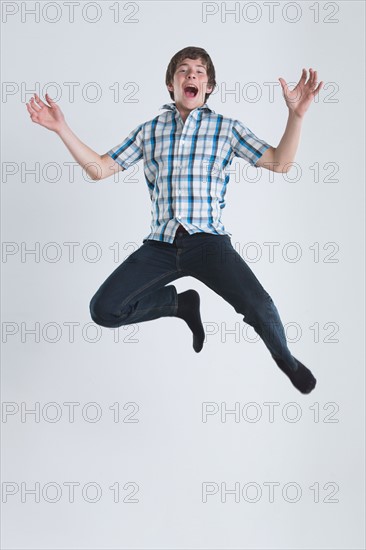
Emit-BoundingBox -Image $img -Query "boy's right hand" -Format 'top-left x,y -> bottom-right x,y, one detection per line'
26,93 -> 66,133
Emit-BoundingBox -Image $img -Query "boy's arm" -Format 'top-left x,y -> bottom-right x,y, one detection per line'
57,125 -> 125,180
257,68 -> 323,173
256,111 -> 303,173
26,93 -> 123,181
98,153 -> 125,180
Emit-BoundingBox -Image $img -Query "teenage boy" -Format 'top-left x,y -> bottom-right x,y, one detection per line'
26,46 -> 323,394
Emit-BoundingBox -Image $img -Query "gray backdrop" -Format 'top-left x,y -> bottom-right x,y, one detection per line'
1,1 -> 365,549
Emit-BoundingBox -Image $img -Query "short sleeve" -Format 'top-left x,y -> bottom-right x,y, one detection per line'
106,123 -> 144,169
231,119 -> 272,166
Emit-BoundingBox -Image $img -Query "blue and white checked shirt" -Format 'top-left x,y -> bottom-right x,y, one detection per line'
107,102 -> 272,244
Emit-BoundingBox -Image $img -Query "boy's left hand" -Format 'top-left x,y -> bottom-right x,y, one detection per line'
278,68 -> 323,118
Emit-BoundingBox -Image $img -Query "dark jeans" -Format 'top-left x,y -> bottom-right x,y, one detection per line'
89,228 -> 297,370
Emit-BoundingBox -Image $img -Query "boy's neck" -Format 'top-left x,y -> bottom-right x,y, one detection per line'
174,100 -> 205,123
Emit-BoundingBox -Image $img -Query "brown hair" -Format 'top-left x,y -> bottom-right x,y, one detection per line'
165,46 -> 217,103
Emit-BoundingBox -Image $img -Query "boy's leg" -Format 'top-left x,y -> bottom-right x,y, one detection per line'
89,236 -> 205,352
89,240 -> 183,329
181,234 -> 316,393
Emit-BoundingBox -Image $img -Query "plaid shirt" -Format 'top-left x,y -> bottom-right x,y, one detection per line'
107,102 -> 271,244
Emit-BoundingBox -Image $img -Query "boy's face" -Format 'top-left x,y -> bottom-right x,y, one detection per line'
167,57 -> 213,111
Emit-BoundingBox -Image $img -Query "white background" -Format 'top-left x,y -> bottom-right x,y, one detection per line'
1,1 -> 365,549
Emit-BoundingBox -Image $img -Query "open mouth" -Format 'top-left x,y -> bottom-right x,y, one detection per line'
183,85 -> 198,98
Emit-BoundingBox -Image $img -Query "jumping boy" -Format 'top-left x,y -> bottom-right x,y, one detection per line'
26,46 -> 323,394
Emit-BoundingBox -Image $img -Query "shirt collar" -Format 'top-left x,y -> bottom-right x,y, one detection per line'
159,101 -> 215,114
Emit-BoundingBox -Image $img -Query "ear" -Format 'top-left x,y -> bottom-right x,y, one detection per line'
167,82 -> 174,92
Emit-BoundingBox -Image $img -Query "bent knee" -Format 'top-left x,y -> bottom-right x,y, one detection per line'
89,295 -> 111,327
89,294 -> 130,328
